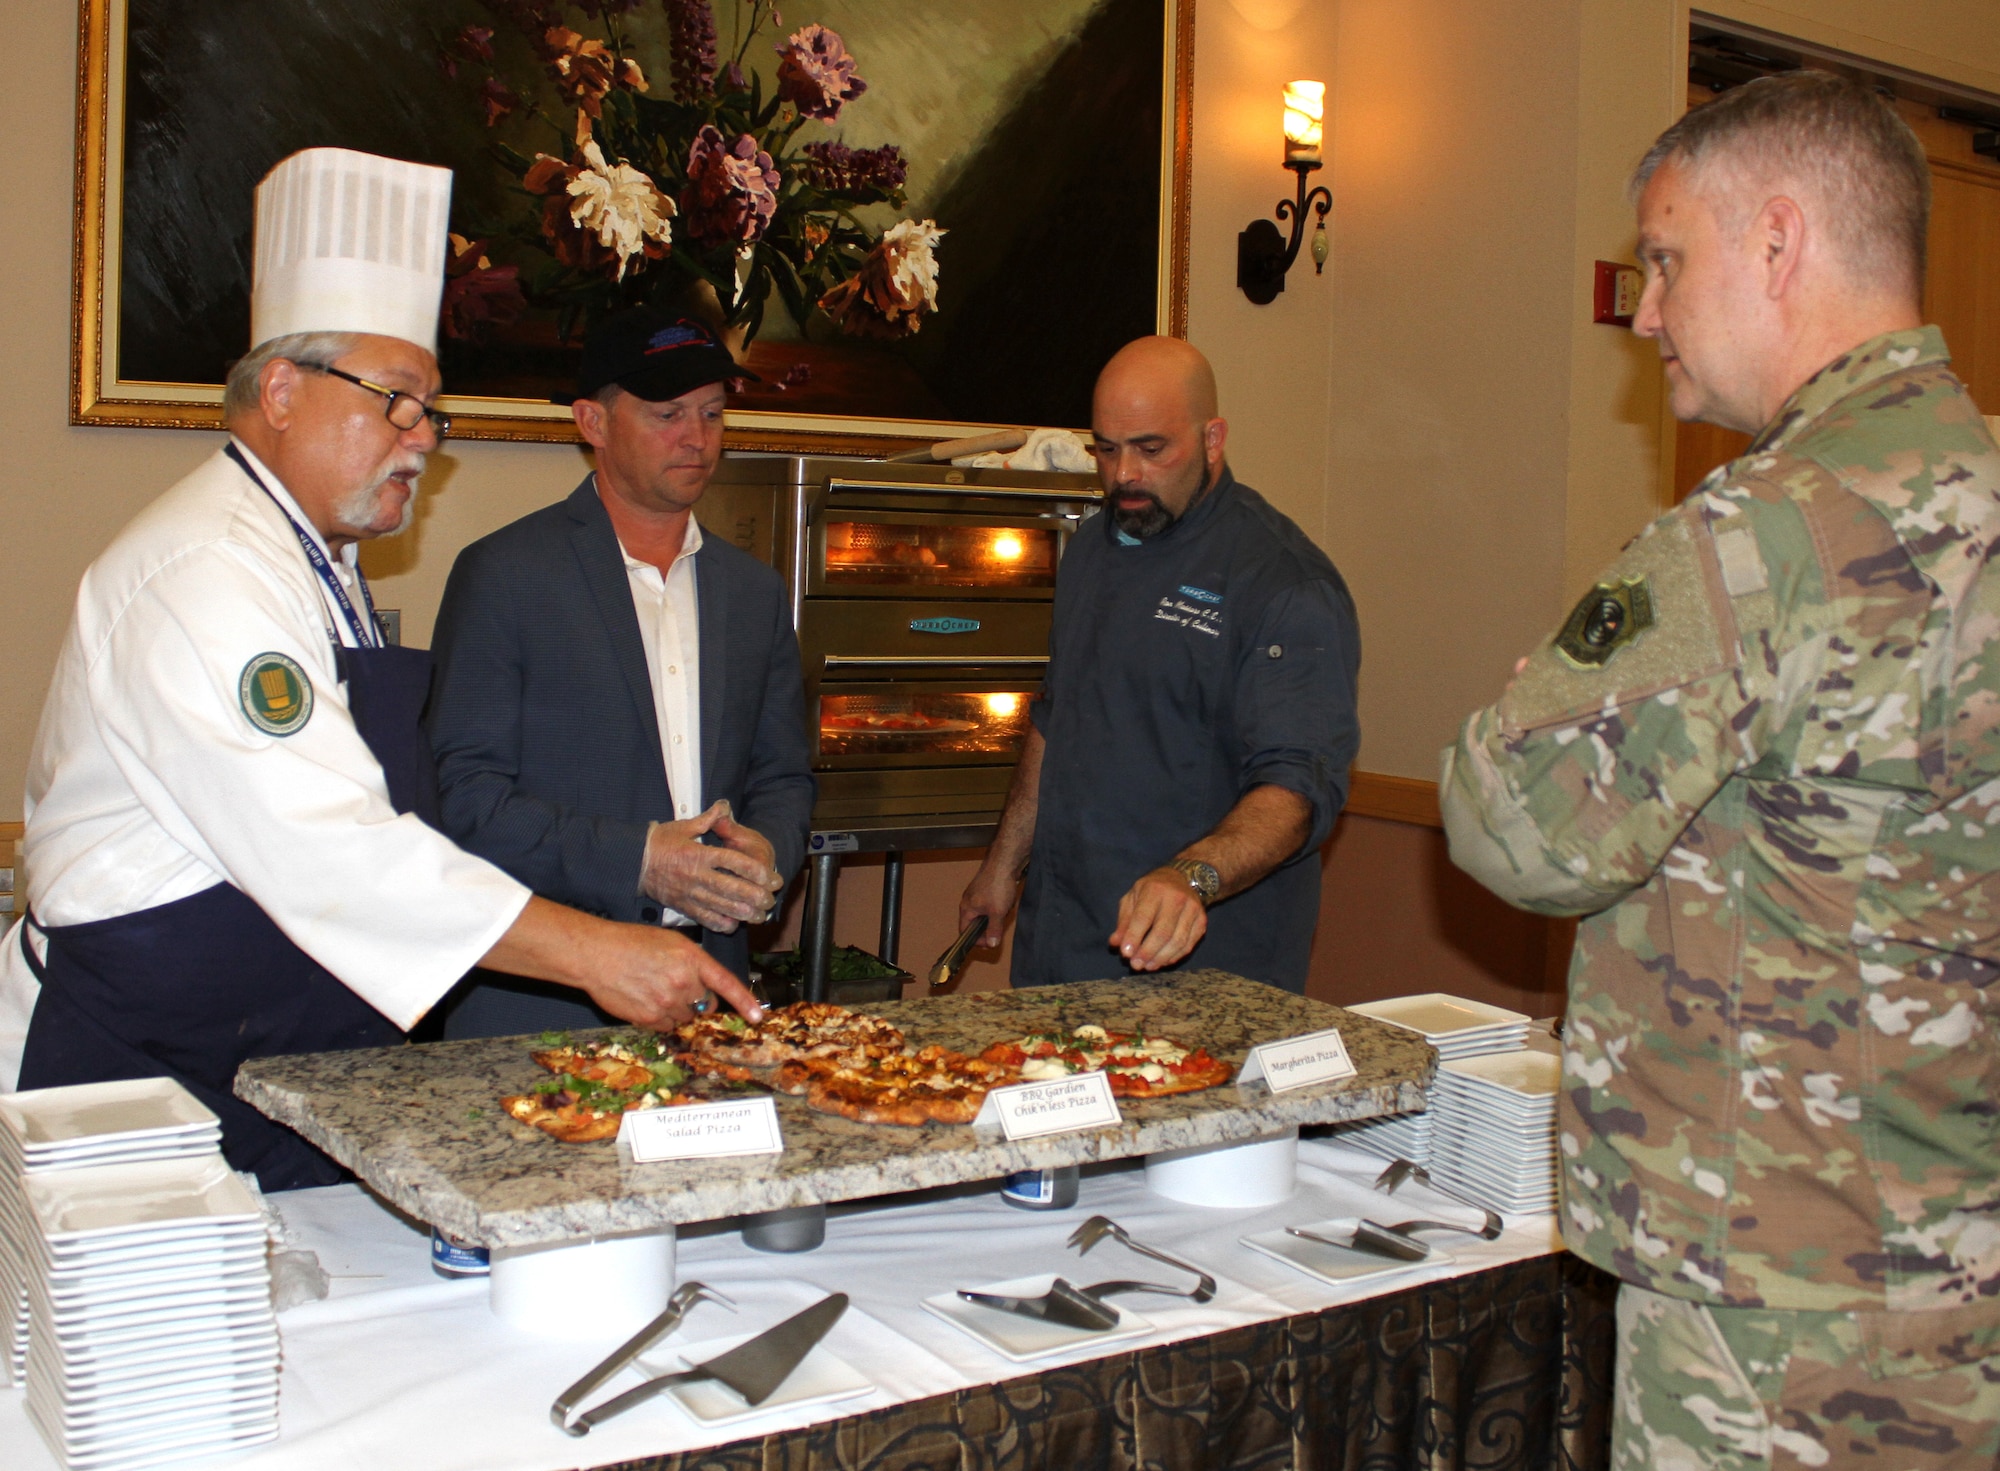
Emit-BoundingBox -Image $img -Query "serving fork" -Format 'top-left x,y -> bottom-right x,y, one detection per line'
551,1280 -> 735,1431
1068,1215 -> 1217,1302
1285,1158 -> 1503,1261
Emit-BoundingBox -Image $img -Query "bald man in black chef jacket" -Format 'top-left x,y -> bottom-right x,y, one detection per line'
959,338 -> 1361,991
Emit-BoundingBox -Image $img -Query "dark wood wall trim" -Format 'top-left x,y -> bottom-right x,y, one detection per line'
1345,771 -> 1442,829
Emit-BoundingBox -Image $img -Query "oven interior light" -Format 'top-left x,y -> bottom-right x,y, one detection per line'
990,532 -> 1025,562
984,692 -> 1021,718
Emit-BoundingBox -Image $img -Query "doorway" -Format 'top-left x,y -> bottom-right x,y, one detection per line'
1668,25 -> 2000,502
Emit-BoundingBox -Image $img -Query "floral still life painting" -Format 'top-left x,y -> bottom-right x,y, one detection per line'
89,0 -> 1186,441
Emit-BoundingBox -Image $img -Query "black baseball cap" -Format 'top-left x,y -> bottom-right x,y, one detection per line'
571,308 -> 760,403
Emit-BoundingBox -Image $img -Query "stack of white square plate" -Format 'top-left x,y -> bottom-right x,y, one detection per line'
1336,994 -> 1535,1168
15,1154 -> 277,1469
1346,993 -> 1532,1059
0,1079 -> 222,1388
1425,1050 -> 1559,1215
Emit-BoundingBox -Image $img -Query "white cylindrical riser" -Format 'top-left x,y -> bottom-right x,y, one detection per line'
488,1228 -> 676,1335
1145,1128 -> 1299,1208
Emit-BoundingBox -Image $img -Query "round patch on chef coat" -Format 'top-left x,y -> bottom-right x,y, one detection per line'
239,653 -> 313,736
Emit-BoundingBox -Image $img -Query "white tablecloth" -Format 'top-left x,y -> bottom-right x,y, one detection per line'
0,1139 -> 1561,1471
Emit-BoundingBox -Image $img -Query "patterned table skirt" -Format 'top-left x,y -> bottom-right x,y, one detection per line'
591,1252 -> 1618,1471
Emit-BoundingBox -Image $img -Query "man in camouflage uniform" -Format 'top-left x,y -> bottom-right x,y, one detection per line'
1443,73 -> 2000,1468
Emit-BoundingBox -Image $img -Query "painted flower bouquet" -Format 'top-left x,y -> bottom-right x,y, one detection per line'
441,0 -> 944,356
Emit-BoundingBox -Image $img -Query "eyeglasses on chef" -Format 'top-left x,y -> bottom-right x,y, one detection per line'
297,362 -> 452,439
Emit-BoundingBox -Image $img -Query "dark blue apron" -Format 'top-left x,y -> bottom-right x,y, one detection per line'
18,447 -> 439,1190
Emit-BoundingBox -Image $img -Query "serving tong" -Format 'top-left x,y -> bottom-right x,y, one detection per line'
551,1280 -> 735,1432
957,1214 -> 1217,1331
1286,1158 -> 1504,1262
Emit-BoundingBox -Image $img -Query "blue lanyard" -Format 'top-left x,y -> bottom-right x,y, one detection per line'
226,443 -> 384,649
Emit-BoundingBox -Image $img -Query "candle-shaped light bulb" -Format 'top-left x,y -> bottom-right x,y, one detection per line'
1282,80 -> 1324,166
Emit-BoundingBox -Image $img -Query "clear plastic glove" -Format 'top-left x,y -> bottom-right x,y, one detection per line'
641,800 -> 783,933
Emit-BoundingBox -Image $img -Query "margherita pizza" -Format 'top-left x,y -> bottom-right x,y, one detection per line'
980,1024 -> 1233,1098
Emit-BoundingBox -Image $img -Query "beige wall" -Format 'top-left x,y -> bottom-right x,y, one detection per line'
2,0 -> 1990,1002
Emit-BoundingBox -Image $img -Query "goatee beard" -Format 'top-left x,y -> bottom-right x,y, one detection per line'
336,470 -> 419,538
1110,462 -> 1212,540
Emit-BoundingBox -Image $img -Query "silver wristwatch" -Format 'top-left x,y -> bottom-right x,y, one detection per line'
1169,858 -> 1221,906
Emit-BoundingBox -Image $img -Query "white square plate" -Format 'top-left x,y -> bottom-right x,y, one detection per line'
5,1137 -> 221,1176
30,1234 -> 269,1277
36,1282 -> 273,1329
40,1356 -> 277,1403
0,1079 -> 216,1148
44,1259 -> 269,1303
1240,1223 -> 1454,1286
923,1276 -> 1156,1362
29,1371 -> 277,1435
1441,1050 -> 1561,1098
636,1335 -> 874,1426
24,1155 -> 262,1243
49,1338 -> 279,1389
38,1304 -> 276,1353
1349,994 -> 1530,1038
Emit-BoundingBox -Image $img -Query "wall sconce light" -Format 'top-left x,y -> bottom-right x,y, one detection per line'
1237,80 -> 1331,305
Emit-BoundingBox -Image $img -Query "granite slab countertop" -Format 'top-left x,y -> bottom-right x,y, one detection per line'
236,971 -> 1434,1246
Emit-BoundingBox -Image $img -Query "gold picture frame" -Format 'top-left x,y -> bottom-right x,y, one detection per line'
71,0 -> 1195,453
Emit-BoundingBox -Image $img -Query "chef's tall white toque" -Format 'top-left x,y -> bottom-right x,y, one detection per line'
250,147 -> 454,352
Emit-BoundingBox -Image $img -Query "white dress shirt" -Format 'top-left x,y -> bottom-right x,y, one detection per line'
617,504 -> 703,928
0,443 -> 530,1088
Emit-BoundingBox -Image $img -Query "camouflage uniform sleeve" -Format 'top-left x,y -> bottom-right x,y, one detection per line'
1441,495 -> 1779,916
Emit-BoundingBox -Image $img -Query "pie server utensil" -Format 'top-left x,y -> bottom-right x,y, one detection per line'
957,1278 -> 1120,1332
1287,1222 -> 1433,1262
561,1292 -> 848,1436
551,1280 -> 734,1432
928,915 -> 988,990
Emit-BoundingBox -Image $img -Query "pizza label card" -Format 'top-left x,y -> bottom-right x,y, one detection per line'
621,1097 -> 785,1162
1237,1029 -> 1358,1093
975,1071 -> 1123,1140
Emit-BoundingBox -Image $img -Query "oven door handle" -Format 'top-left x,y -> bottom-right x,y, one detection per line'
821,655 -> 1049,669
827,479 -> 1101,505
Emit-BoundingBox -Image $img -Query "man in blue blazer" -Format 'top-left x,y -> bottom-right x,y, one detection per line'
426,311 -> 814,1037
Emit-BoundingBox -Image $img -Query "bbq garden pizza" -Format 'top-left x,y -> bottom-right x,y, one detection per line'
679,1003 -> 1019,1127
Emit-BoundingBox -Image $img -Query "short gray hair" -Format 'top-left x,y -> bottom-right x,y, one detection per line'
222,331 -> 361,418
1632,71 -> 1930,298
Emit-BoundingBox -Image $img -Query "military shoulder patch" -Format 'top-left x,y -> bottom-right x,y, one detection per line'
239,652 -> 313,736
1555,577 -> 1654,667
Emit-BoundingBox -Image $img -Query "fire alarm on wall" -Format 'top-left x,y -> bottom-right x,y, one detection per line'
1593,261 -> 1643,326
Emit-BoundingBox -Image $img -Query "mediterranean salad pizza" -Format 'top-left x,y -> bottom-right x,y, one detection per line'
500,1033 -> 698,1142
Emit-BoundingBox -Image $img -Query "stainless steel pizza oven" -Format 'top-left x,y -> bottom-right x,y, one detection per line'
698,456 -> 1102,847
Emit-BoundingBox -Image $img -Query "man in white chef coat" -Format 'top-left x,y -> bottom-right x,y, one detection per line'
0,149 -> 759,1189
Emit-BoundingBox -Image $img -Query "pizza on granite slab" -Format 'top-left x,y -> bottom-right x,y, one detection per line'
979,1023 -> 1233,1098
500,1032 -> 697,1142
681,1003 -> 1019,1127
